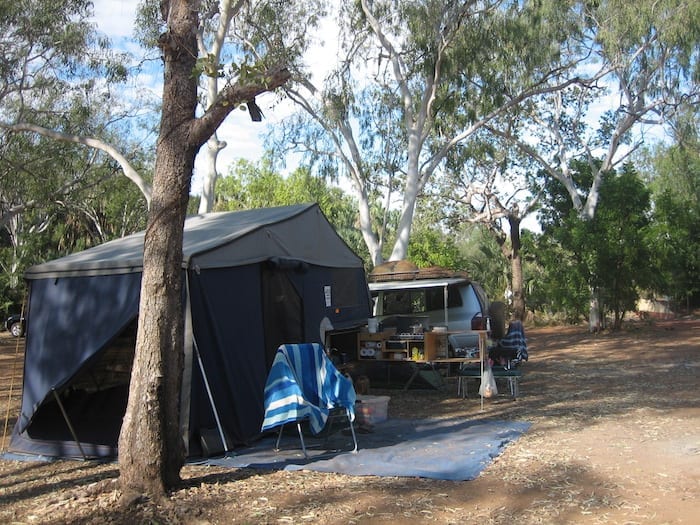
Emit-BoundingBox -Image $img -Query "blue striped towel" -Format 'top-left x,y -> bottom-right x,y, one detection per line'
261,343 -> 356,435
499,320 -> 528,362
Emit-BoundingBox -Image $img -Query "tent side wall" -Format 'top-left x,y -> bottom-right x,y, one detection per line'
9,272 -> 141,458
186,264 -> 268,451
186,261 -> 371,455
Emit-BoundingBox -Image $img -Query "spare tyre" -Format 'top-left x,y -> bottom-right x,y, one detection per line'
488,301 -> 506,339
9,320 -> 24,337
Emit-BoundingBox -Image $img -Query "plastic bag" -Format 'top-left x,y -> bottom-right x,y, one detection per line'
479,366 -> 498,398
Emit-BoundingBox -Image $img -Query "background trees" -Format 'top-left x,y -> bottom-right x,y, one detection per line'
643,113 -> 700,311
1,0 -> 698,323
209,157 -> 370,264
0,0 -> 148,318
531,161 -> 655,328
272,0 -> 586,265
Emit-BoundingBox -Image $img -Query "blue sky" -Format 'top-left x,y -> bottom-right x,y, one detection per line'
91,0 -> 304,193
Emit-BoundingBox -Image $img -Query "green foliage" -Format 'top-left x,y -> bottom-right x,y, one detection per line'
0,0 -> 144,313
590,164 -> 654,325
134,0 -> 165,48
1,101 -> 152,313
522,230 -> 590,323
193,54 -> 225,79
0,135 -> 150,312
453,224 -> 511,304
214,158 -> 370,266
533,161 -> 655,327
592,0 -> 700,76
644,119 -> 700,309
407,225 -> 468,271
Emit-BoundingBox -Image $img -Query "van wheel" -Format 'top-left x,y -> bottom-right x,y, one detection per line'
488,301 -> 506,339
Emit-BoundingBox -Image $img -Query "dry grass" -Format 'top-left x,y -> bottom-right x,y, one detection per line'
1,319 -> 698,524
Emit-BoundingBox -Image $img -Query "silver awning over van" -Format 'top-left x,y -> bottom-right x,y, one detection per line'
368,277 -> 468,292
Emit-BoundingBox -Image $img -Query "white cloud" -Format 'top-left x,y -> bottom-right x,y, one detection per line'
92,0 -> 140,39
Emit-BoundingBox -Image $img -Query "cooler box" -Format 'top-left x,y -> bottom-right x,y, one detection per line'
355,395 -> 390,425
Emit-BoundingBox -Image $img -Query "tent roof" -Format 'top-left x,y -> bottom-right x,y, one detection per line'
25,203 -> 362,279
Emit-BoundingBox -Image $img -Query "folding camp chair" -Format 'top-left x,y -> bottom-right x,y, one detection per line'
261,343 -> 358,458
456,321 -> 528,400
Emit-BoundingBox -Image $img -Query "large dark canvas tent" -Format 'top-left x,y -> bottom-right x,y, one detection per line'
9,203 -> 371,459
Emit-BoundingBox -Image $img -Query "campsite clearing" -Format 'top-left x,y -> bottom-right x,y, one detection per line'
1,318 -> 699,524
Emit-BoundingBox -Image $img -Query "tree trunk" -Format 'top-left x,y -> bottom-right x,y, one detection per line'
589,287 -> 601,332
118,0 -> 200,501
508,216 -> 525,321
117,1 -> 290,501
389,154 -> 421,262
197,133 -> 225,213
356,184 -> 383,265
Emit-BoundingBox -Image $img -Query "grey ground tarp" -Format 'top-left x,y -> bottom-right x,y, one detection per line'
200,417 -> 531,481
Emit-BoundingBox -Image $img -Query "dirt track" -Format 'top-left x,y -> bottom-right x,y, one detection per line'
1,319 -> 699,524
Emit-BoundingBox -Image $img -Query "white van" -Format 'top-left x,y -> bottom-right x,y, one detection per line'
367,262 -> 506,343
369,277 -> 490,332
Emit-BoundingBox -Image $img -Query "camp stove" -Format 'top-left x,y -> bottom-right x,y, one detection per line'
392,333 -> 425,341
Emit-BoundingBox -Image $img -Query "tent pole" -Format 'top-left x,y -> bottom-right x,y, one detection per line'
181,272 -> 195,456
51,389 -> 87,460
193,338 -> 230,453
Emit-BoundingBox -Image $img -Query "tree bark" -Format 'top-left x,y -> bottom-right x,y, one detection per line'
118,0 -> 200,500
117,0 -> 290,502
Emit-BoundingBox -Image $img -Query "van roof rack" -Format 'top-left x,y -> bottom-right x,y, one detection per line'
368,260 -> 470,283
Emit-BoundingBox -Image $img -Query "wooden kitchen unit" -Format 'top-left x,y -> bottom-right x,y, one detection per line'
357,329 -> 449,362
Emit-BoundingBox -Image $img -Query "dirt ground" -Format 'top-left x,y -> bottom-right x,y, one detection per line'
1,318 -> 699,524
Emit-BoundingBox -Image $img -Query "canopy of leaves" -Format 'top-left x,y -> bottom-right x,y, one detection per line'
212,158 -> 370,265
645,117 -> 700,307
533,160 -> 654,326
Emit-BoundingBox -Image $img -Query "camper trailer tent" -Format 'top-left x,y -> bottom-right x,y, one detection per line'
10,204 -> 371,459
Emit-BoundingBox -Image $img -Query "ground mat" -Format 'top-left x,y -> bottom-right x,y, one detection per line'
200,417 -> 531,481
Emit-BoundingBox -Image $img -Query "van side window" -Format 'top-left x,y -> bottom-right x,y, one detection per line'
425,288 -> 443,311
447,285 -> 464,308
379,284 -> 466,316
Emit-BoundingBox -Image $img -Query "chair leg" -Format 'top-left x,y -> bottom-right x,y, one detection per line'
296,422 -> 309,458
346,408 -> 358,453
274,412 -> 357,458
275,425 -> 285,451
274,423 -> 309,458
511,377 -> 519,399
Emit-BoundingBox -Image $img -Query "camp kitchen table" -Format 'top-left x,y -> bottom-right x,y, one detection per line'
402,330 -> 488,410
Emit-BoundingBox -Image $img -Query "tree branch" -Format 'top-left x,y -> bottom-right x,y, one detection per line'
189,63 -> 291,147
0,121 -> 153,207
